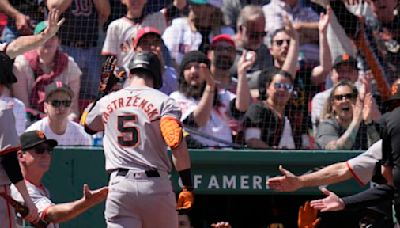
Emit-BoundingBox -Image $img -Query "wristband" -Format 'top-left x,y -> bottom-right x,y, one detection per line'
178,169 -> 193,190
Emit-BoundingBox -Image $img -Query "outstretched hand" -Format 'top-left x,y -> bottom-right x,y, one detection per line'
298,201 -> 320,228
82,184 -> 108,205
310,187 -> 345,212
267,165 -> 302,192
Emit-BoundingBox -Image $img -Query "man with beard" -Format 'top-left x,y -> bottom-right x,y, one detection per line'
231,5 -> 273,89
133,26 -> 177,95
207,34 -> 239,92
170,50 -> 253,148
162,0 -> 234,65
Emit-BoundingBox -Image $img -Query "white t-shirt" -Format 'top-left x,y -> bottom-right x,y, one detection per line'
11,181 -> 58,228
0,96 -> 26,136
170,89 -> 235,147
163,17 -> 234,64
26,117 -> 92,146
101,12 -> 167,69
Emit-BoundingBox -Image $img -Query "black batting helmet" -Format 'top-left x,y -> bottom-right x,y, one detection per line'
128,51 -> 162,89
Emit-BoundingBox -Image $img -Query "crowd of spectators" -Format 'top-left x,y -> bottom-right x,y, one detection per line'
0,0 -> 399,150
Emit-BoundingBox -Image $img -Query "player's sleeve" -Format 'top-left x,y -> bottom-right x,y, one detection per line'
346,140 -> 382,185
101,22 -> 119,56
160,97 -> 184,149
10,184 -> 54,219
342,184 -> 394,210
83,100 -> 104,134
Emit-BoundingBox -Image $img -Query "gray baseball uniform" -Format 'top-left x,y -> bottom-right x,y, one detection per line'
10,181 -> 57,228
86,86 -> 182,228
346,139 -> 382,185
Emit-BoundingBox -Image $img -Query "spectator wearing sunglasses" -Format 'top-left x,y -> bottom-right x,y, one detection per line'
266,11 -> 333,149
316,80 -> 381,150
230,5 -> 273,89
11,21 -> 82,123
11,130 -> 108,227
243,69 -> 296,149
263,0 -> 320,64
26,82 -> 92,146
311,53 -> 359,134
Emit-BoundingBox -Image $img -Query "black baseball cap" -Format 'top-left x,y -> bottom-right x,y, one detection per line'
45,81 -> 74,100
20,131 -> 58,150
128,51 -> 161,79
333,53 -> 357,69
384,83 -> 400,105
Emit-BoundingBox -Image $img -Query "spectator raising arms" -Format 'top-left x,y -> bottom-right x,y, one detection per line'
317,80 -> 381,150
12,21 -> 81,122
230,6 -> 273,89
101,0 -> 169,71
170,50 -> 253,148
47,0 -> 110,107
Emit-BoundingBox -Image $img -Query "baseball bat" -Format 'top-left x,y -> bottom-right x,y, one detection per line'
355,22 -> 391,101
0,145 -> 21,156
0,193 -> 49,228
184,127 -> 245,149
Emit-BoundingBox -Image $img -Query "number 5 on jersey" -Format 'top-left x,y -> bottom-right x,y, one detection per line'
118,115 -> 140,147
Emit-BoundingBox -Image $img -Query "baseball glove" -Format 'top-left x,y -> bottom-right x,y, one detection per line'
176,187 -> 194,214
99,55 -> 127,97
298,201 -> 320,228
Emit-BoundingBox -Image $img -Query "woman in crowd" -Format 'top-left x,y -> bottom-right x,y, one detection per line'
316,80 -> 381,150
243,69 -> 296,149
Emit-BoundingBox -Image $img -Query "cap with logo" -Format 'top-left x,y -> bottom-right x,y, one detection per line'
333,53 -> 357,69
384,83 -> 400,106
20,131 -> 58,150
45,81 -> 74,100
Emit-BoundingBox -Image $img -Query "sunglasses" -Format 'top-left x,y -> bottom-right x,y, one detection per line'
274,82 -> 293,92
333,93 -> 357,101
32,144 -> 53,155
50,100 -> 72,108
274,39 -> 291,46
249,31 -> 267,40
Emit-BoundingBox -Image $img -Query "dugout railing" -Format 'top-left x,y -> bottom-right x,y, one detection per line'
41,148 -> 367,227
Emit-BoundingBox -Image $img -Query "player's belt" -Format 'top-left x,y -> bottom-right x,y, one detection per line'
116,168 -> 160,178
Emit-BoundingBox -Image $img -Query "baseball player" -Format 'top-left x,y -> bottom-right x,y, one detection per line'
0,9 -> 64,227
267,139 -> 396,227
11,131 -> 108,228
83,51 -> 193,228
